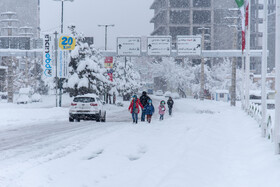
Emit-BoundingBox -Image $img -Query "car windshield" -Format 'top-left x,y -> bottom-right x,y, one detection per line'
73,97 -> 95,103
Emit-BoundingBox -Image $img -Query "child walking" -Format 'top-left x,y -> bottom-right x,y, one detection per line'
128,95 -> 143,124
158,100 -> 166,121
144,99 -> 154,123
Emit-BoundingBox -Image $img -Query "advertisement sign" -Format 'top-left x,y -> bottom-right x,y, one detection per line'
58,49 -> 70,78
117,37 -> 141,56
59,36 -> 76,50
43,34 -> 54,78
147,36 -> 171,56
177,36 -> 202,56
104,57 -> 113,81
104,56 -> 113,69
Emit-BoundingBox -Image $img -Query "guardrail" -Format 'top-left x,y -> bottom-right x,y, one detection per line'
248,102 -> 274,141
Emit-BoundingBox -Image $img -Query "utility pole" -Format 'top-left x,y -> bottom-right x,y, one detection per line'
54,31 -> 58,107
261,0 -> 268,137
198,27 -> 209,101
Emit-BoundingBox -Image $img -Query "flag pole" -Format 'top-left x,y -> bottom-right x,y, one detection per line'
245,0 -> 250,111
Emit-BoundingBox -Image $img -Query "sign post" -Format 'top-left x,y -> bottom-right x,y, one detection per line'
177,36 -> 202,56
147,36 -> 171,56
56,35 -> 76,107
117,37 -> 141,56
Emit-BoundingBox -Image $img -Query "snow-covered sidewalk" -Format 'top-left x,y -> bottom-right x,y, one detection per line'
1,99 -> 280,187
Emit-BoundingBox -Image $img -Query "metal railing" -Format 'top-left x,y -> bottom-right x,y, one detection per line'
248,102 -> 274,141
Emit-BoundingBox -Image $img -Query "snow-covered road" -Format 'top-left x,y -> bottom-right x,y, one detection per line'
0,98 -> 280,187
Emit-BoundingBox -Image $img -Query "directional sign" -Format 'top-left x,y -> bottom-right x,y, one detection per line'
147,36 -> 171,56
177,36 -> 202,56
59,36 -> 76,50
117,37 -> 141,56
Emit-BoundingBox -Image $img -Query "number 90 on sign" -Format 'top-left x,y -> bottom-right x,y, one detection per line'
59,36 -> 76,50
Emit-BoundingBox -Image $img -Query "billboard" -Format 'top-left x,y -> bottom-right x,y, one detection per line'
43,34 -> 54,78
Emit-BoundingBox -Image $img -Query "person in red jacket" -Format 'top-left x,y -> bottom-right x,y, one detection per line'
128,95 -> 143,124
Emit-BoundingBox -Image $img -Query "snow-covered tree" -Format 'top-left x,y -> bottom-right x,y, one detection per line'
113,57 -> 140,98
67,25 -> 111,97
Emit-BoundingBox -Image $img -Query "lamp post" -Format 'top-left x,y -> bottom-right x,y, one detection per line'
98,24 -> 115,50
53,0 -> 73,107
225,12 -> 239,107
198,27 -> 210,101
53,0 -> 74,34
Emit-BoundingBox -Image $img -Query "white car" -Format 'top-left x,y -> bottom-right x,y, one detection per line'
155,90 -> 164,96
164,91 -> 171,98
17,94 -> 31,104
171,92 -> 180,99
31,93 -> 42,102
69,94 -> 106,122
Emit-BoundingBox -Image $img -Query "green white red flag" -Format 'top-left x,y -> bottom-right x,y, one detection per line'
235,0 -> 246,52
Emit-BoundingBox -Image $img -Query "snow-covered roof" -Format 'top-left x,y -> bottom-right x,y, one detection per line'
19,88 -> 32,94
75,94 -> 98,98
250,90 -> 261,96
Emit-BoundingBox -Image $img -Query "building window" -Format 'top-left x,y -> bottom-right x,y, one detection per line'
220,93 -> 224,98
193,10 -> 211,24
170,10 -> 190,24
170,26 -> 190,39
170,0 -> 190,8
193,0 -> 211,8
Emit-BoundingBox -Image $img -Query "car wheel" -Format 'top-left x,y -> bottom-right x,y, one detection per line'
76,118 -> 80,122
69,117 -> 74,122
101,112 -> 106,122
96,111 -> 101,122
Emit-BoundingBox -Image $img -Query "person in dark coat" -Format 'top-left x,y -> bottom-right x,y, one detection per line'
144,99 -> 154,123
140,91 -> 151,121
128,95 -> 143,124
167,97 -> 174,116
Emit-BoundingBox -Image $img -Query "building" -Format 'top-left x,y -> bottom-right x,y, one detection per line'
150,0 -> 238,52
0,0 -> 40,38
267,0 -> 276,72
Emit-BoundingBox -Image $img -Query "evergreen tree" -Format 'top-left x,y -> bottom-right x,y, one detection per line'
67,25 -> 111,97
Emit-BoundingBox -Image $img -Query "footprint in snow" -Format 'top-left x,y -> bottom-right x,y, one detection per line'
87,149 -> 104,160
127,145 -> 147,161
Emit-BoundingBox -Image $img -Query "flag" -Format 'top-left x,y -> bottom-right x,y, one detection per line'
245,0 -> 249,27
235,0 -> 246,52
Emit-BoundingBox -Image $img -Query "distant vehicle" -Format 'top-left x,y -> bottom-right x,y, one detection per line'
0,92 -> 7,100
171,92 -> 180,99
69,94 -> 106,122
155,90 -> 164,96
31,93 -> 42,102
147,89 -> 153,95
164,91 -> 171,98
17,88 -> 33,104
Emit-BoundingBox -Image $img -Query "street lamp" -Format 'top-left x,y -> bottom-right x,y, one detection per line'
98,24 -> 115,50
53,0 -> 74,34
198,27 -> 210,101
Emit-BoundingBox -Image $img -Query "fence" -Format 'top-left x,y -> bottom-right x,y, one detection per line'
248,102 -> 274,141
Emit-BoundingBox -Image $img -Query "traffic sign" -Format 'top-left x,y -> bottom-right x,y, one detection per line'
117,37 -> 141,56
59,36 -> 76,50
147,36 -> 171,56
177,36 -> 202,56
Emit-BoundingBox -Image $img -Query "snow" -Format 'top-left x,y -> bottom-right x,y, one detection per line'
0,97 -> 280,187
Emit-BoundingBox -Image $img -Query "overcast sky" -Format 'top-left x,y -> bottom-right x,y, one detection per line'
41,0 -> 154,50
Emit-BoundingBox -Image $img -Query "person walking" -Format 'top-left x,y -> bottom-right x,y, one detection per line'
144,99 -> 154,123
140,91 -> 151,122
158,100 -> 166,121
167,97 -> 174,116
128,95 -> 143,124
